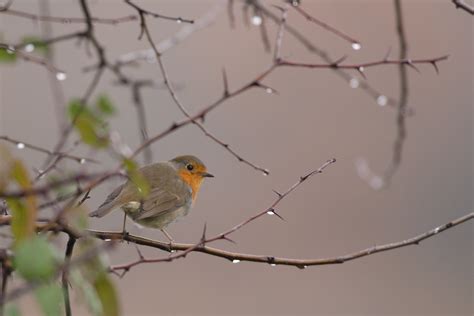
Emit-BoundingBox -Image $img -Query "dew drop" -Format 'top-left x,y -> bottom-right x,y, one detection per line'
16,142 -> 25,149
262,169 -> 269,176
176,17 -> 183,24
433,227 -> 440,234
170,249 -> 176,253
79,158 -> 86,164
291,0 -> 300,6
24,43 -> 35,53
56,72 -> 67,81
358,66 -> 365,72
232,259 -> 240,264
349,78 -> 359,89
270,263 -> 276,266
104,239 -> 112,242
351,42 -> 361,51
376,95 -> 388,106
267,210 -> 275,215
251,15 -> 262,26
265,87 -> 273,94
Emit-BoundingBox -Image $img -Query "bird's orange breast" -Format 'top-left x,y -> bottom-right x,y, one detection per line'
178,170 -> 204,201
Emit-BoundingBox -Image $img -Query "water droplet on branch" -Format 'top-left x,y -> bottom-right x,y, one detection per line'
376,95 -> 388,106
351,42 -> 361,51
56,72 -> 67,81
251,16 -> 262,26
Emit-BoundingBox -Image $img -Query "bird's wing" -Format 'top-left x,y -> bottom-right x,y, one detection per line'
134,181 -> 191,221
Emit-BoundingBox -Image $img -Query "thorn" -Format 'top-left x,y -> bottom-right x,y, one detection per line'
331,55 -> 347,67
201,222 -> 207,242
222,68 -> 229,96
272,189 -> 282,197
221,235 -> 236,244
134,244 -> 145,260
356,67 -> 367,80
430,61 -> 439,74
405,60 -> 420,73
383,46 -> 392,61
271,209 -> 285,221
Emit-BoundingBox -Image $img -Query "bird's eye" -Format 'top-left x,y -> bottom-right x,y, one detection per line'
186,164 -> 194,171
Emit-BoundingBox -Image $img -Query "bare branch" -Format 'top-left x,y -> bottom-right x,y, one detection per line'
89,211 -> 474,269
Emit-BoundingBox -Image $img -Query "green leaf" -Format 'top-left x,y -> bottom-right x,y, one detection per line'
35,283 -> 64,316
21,36 -> 49,55
96,95 -> 116,116
123,158 -> 150,197
70,270 -> 102,316
67,100 -> 109,148
0,47 -> 17,63
8,160 -> 37,242
4,304 -> 21,316
74,238 -> 120,316
14,237 -> 61,282
93,273 -> 120,316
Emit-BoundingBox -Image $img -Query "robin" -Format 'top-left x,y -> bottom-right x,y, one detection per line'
89,155 -> 213,241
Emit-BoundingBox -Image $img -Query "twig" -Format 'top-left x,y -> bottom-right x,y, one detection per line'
131,81 -> 153,164
273,4 -> 289,62
0,136 -> 97,164
291,3 -> 361,46
0,172 -> 122,199
383,0 -> 409,185
451,0 -> 474,14
0,43 -> 64,75
2,9 -> 138,24
116,3 -> 223,66
62,235 -> 76,316
124,0 -> 193,25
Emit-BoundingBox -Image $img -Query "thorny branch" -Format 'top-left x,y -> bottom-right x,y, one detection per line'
0,136 -> 97,164
95,211 -> 474,270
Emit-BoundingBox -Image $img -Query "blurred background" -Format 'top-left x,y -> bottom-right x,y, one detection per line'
0,0 -> 472,315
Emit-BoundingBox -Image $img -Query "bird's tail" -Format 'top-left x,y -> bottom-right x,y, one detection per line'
89,184 -> 124,218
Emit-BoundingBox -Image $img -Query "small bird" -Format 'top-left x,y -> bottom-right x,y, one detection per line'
89,155 -> 213,241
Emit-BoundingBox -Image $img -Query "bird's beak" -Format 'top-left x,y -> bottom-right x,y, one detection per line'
200,172 -> 214,178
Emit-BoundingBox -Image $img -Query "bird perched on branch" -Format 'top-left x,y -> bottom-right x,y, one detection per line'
89,155 -> 213,241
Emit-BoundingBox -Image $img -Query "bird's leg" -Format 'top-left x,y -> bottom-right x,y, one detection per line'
161,229 -> 174,251
121,212 -> 129,242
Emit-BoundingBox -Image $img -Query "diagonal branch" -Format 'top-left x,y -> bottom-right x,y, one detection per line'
129,4 -> 270,175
